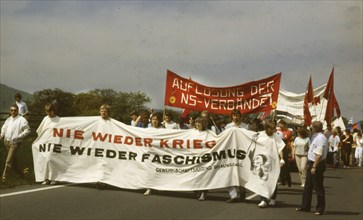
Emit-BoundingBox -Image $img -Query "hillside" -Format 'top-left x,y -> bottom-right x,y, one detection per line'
0,83 -> 33,112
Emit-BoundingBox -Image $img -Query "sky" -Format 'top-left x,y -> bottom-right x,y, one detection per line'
1,1 -> 362,122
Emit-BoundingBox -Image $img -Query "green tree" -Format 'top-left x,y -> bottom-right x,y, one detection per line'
115,91 -> 152,123
29,89 -> 75,116
29,88 -> 151,124
73,89 -> 151,124
73,92 -> 103,116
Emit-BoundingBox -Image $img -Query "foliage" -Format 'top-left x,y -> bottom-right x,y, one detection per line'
29,89 -> 75,117
0,83 -> 32,112
28,88 -> 151,124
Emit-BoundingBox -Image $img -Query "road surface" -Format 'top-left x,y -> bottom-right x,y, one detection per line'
1,167 -> 362,220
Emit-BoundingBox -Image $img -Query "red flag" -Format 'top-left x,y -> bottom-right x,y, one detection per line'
323,67 -> 334,99
325,95 -> 334,125
324,67 -> 341,124
306,76 -> 314,103
303,94 -> 312,126
303,77 -> 313,126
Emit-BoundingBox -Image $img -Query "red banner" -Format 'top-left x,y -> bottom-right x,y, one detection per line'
164,70 -> 281,115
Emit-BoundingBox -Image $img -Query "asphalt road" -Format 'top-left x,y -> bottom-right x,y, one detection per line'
1,167 -> 362,220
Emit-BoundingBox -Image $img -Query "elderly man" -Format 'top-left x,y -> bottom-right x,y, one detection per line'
296,121 -> 328,215
0,104 -> 31,181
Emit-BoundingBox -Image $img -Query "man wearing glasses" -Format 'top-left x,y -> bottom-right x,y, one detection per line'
0,104 -> 31,182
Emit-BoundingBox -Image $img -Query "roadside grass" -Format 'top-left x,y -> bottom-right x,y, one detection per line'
0,133 -> 38,190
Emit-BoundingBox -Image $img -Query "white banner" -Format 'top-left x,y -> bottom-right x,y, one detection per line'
32,117 -> 284,198
277,84 -> 327,124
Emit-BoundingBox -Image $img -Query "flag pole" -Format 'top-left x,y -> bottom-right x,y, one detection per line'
210,115 -> 221,134
272,110 -> 276,122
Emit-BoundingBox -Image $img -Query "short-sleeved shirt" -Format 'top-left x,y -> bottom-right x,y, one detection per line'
328,135 -> 340,152
308,132 -> 328,162
16,101 -> 28,116
294,137 -> 310,156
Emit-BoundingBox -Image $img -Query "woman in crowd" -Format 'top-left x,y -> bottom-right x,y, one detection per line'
335,126 -> 343,167
137,111 -> 151,128
144,112 -> 164,196
354,132 -> 362,167
187,116 -> 195,129
194,116 -> 209,201
341,129 -> 353,168
163,110 -> 179,129
129,110 -> 140,127
225,110 -> 249,203
292,127 -> 310,187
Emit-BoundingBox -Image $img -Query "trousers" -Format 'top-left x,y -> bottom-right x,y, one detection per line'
301,160 -> 326,212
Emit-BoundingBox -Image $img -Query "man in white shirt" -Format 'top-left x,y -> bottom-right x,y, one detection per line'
15,93 -> 29,117
296,121 -> 328,215
328,129 -> 340,168
225,110 -> 248,203
0,104 -> 31,181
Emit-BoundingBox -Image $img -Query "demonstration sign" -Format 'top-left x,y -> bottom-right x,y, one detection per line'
32,117 -> 284,198
164,70 -> 281,116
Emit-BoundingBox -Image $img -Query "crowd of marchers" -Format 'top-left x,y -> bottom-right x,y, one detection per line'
1,93 -> 362,216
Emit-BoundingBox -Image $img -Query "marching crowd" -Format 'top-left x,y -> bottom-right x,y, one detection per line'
1,93 -> 362,216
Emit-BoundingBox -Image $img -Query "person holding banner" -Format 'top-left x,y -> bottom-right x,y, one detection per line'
96,104 -> 111,190
0,104 -> 31,182
129,110 -> 141,127
187,116 -> 195,129
296,121 -> 328,215
201,110 -> 223,135
257,119 -> 285,208
144,112 -> 165,196
225,109 -> 249,203
194,116 -> 209,201
137,111 -> 151,128
162,110 -> 179,129
36,103 -> 60,185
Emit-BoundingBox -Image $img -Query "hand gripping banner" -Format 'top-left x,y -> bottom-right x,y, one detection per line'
164,70 -> 281,116
32,117 -> 285,198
